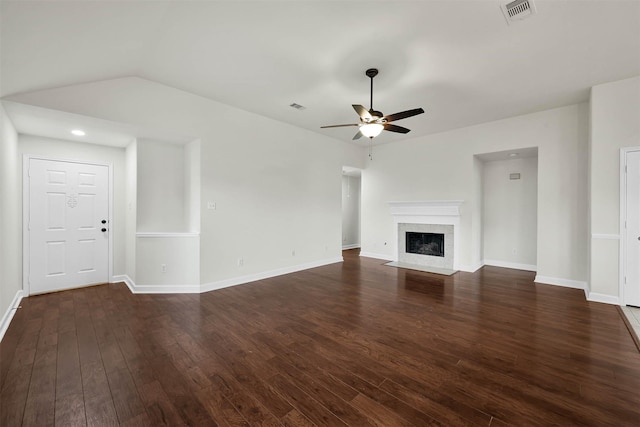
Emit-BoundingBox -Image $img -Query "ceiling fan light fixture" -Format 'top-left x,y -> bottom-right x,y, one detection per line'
360,123 -> 384,138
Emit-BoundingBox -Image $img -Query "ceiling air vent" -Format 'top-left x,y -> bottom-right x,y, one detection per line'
501,0 -> 536,24
289,102 -> 306,111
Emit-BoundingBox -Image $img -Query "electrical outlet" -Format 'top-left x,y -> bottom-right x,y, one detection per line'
161,264 -> 167,273
292,250 -> 296,257
237,257 -> 244,266
207,201 -> 216,210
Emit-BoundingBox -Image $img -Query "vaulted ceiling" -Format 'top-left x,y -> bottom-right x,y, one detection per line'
2,0 -> 639,145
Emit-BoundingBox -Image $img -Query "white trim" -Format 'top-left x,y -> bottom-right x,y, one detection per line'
534,275 -> 587,291
342,244 -> 360,250
200,257 -> 343,293
584,279 -> 591,300
131,284 -> 200,294
23,156 -> 30,296
620,146 -> 640,306
136,232 -> 200,238
484,259 -> 537,272
0,290 -> 24,343
112,274 -> 199,294
115,259 -> 344,295
587,292 -> 620,305
388,200 -> 464,217
108,162 -> 114,292
591,233 -> 620,240
359,251 -> 394,261
111,274 -> 134,290
459,262 -> 483,273
22,155 -> 114,296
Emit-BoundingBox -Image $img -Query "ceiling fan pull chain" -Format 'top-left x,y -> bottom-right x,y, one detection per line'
369,140 -> 373,160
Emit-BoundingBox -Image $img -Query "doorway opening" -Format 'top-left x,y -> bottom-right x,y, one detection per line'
342,166 -> 361,251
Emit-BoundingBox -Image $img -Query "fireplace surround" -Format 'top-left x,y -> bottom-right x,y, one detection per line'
388,201 -> 463,272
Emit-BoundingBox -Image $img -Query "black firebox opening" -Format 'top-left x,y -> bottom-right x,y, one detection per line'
406,232 -> 445,257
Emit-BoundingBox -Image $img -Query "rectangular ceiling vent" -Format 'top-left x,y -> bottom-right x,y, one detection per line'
501,0 -> 536,24
289,102 -> 306,111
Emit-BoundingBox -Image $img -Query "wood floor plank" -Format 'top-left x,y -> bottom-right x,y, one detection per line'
1,249 -> 640,426
85,394 -> 119,427
54,392 -> 86,426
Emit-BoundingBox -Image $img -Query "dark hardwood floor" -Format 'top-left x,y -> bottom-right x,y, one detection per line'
2,249 -> 640,426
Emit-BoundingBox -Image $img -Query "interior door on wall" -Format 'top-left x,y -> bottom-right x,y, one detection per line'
625,150 -> 640,306
28,158 -> 109,294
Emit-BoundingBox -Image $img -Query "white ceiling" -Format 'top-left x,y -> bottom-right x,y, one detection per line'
1,0 -> 639,146
2,101 -> 195,147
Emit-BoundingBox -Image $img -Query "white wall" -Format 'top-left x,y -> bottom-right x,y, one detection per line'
361,103 -> 588,286
0,104 -> 22,337
18,135 -> 128,278
590,75 -> 640,302
185,139 -> 201,233
137,138 -> 187,232
125,139 -> 137,282
8,77 -> 365,287
482,156 -> 538,269
342,175 -> 360,248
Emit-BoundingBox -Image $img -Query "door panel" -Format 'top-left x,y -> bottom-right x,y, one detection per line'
29,158 -> 109,294
625,150 -> 640,306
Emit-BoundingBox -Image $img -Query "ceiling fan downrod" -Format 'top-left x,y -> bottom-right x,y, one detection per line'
366,68 -> 378,112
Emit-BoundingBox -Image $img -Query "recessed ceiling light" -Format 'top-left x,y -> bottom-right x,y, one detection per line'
509,153 -> 518,157
71,129 -> 85,136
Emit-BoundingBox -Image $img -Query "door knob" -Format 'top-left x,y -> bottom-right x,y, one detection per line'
101,220 -> 107,224
101,228 -> 107,232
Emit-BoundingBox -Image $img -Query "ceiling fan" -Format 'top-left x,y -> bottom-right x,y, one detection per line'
321,68 -> 425,140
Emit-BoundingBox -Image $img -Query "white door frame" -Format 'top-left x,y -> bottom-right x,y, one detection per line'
620,146 -> 640,306
23,155 -> 114,296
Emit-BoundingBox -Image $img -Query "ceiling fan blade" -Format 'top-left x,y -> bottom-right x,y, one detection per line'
383,123 -> 411,134
353,130 -> 364,140
320,123 -> 359,128
352,104 -> 372,121
384,108 -> 425,123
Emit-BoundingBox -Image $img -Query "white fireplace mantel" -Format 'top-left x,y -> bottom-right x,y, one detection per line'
388,200 -> 463,270
388,200 -> 463,217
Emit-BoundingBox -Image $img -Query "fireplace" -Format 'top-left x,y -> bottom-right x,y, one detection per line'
398,223 -> 454,269
388,201 -> 463,272
406,232 -> 445,257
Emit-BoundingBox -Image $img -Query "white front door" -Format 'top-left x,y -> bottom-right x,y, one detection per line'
625,150 -> 640,306
28,158 -> 109,294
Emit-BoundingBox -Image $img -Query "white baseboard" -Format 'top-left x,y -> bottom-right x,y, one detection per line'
114,258 -> 343,295
359,251 -> 394,261
201,257 -> 343,293
0,290 -> 24,343
131,283 -> 200,294
484,259 -> 537,272
342,244 -> 360,250
458,262 -> 484,273
534,275 -> 587,291
113,274 -> 199,294
112,274 -> 135,293
587,292 -> 620,305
